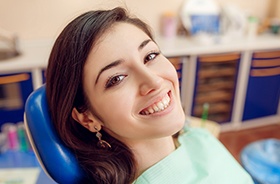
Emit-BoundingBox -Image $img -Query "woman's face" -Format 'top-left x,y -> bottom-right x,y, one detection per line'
82,22 -> 185,145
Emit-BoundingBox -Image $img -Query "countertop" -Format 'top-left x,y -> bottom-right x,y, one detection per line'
1,33 -> 280,74
156,33 -> 280,57
0,40 -> 53,74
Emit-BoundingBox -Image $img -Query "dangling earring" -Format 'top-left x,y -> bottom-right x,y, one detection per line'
94,126 -> 111,150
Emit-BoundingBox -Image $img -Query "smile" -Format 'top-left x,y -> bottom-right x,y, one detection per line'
140,92 -> 171,115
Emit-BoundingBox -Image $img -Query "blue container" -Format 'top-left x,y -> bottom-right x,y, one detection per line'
240,139 -> 280,184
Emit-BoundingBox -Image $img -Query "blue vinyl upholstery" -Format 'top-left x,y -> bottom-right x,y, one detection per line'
24,85 -> 86,183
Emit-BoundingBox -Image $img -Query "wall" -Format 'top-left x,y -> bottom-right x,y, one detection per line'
276,0 -> 280,18
0,0 -> 276,40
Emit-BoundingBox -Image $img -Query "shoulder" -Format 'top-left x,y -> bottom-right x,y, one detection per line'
179,126 -> 217,144
134,126 -> 254,184
178,126 -> 231,157
177,126 -> 254,184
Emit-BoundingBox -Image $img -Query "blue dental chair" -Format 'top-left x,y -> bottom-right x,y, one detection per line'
24,85 -> 86,183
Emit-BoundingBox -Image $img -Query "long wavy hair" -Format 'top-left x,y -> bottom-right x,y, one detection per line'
46,7 -> 153,184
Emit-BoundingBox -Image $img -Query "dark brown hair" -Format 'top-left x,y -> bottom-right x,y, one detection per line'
46,7 -> 153,184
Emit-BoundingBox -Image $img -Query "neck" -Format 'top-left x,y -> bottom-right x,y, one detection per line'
129,136 -> 176,178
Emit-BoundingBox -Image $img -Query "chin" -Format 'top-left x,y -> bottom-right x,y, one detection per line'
175,114 -> 186,131
169,112 -> 186,136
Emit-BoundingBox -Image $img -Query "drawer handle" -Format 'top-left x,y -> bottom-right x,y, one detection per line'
253,51 -> 280,59
250,67 -> 280,77
199,53 -> 240,62
0,73 -> 30,84
252,58 -> 280,67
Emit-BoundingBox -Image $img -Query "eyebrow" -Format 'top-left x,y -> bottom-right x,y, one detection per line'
95,39 -> 152,84
139,39 -> 151,51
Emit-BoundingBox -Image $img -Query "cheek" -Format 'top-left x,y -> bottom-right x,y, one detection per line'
160,60 -> 180,84
92,90 -> 135,123
98,98 -> 136,137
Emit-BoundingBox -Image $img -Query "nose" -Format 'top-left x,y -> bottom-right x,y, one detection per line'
137,67 -> 163,96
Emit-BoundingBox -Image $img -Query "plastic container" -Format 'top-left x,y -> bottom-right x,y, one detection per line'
17,122 -> 30,151
247,16 -> 259,39
181,0 -> 221,35
161,12 -> 177,39
1,122 -> 19,150
240,139 -> 280,184
6,124 -> 19,150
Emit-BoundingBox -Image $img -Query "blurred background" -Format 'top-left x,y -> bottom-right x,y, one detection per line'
0,0 -> 279,40
0,0 -> 280,183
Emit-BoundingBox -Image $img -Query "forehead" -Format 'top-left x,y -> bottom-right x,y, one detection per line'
84,22 -> 150,71
94,22 -> 149,53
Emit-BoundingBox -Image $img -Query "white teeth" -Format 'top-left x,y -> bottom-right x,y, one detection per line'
153,104 -> 159,112
141,94 -> 171,115
157,102 -> 164,110
163,98 -> 169,106
148,107 -> 154,114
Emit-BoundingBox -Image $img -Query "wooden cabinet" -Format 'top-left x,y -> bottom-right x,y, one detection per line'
158,35 -> 280,131
192,53 -> 241,123
242,49 -> 280,121
0,72 -> 34,126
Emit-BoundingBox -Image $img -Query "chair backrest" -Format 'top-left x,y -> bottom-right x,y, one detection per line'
24,85 -> 86,184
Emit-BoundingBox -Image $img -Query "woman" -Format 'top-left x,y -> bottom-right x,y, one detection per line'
46,7 -> 253,184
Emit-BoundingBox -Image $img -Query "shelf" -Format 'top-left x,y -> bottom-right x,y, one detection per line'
192,52 -> 240,124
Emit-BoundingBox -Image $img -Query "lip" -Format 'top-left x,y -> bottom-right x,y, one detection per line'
139,90 -> 174,116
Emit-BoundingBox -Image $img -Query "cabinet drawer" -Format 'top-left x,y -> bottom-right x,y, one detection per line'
192,53 -> 240,123
243,49 -> 280,121
0,72 -> 33,126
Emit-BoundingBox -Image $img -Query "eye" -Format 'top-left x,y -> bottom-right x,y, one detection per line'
144,51 -> 160,64
105,75 -> 126,89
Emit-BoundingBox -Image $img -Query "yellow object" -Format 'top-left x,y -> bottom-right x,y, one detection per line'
187,116 -> 221,138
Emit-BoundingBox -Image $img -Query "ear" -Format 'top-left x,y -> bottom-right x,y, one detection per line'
71,108 -> 101,132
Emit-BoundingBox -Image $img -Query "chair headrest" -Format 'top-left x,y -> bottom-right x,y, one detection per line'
25,85 -> 86,183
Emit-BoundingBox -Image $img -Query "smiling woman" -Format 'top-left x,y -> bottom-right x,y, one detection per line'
46,7 -> 254,184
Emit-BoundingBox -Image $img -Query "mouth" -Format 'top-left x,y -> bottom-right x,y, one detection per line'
140,91 -> 171,115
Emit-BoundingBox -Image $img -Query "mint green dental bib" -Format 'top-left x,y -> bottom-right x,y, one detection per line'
133,127 -> 253,184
